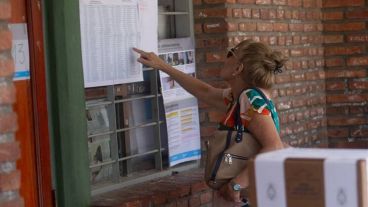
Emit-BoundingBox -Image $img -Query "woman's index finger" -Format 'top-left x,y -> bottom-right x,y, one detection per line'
132,47 -> 146,54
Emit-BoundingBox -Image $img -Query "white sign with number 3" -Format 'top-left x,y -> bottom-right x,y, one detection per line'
9,23 -> 30,81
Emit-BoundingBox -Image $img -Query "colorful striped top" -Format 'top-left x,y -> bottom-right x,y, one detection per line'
220,88 -> 280,133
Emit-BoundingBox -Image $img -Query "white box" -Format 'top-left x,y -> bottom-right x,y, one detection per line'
249,148 -> 368,207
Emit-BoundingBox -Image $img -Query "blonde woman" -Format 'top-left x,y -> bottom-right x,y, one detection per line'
133,40 -> 286,206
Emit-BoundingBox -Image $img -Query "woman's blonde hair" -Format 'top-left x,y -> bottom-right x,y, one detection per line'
233,39 -> 287,89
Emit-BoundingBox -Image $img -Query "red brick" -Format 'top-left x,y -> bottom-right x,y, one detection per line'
292,73 -> 305,81
323,11 -> 343,20
303,0 -> 316,8
306,71 -> 324,80
242,8 -> 252,18
326,81 -> 346,90
0,83 -> 15,104
0,111 -> 17,133
165,202 -> 176,207
347,56 -> 368,66
237,0 -> 255,3
204,0 -> 236,3
346,10 -> 368,19
0,1 -> 11,20
275,74 -> 291,83
239,22 -> 257,32
289,24 -> 303,32
0,141 -> 20,162
194,24 -> 202,34
304,24 -> 317,32
193,0 -> 202,5
260,9 -> 270,19
327,94 -> 368,104
197,67 -> 221,79
227,22 -> 238,32
349,81 -> 368,90
327,106 -> 349,116
274,23 -> 288,32
351,127 -> 368,138
189,195 -> 200,207
200,126 -> 217,137
292,98 -> 306,107
208,111 -> 224,122
196,38 -> 228,48
176,199 -> 188,207
203,22 -> 227,33
257,22 -> 273,31
290,49 -> 303,56
191,181 -> 209,193
269,36 -> 277,45
0,58 -> 15,77
252,9 -> 260,18
292,10 -> 299,19
350,106 -> 368,114
313,11 -> 322,19
329,141 -> 367,148
270,9 -> 277,19
273,0 -> 286,5
152,193 -> 167,205
324,22 -> 366,32
277,36 -> 285,45
200,191 -> 213,204
324,35 -> 344,44
347,34 -> 368,42
326,70 -> 366,78
195,8 -> 231,18
256,0 -> 271,4
328,117 -> 367,126
323,0 -> 364,7
206,52 -> 225,63
0,199 -> 24,207
324,46 -> 364,56
328,128 -> 349,138
232,8 -> 242,18
288,0 -> 302,6
276,9 -> 285,19
0,171 -> 20,191
0,30 -> 12,51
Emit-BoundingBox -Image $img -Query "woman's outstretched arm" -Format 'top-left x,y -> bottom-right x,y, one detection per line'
133,48 -> 227,111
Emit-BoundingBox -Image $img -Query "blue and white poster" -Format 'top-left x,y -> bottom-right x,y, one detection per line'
158,38 -> 201,166
9,24 -> 30,81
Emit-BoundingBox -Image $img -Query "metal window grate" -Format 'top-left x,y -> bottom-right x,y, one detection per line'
86,70 -> 199,196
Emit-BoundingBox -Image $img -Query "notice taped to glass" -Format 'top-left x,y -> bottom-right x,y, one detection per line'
79,0 -> 157,88
158,38 -> 201,166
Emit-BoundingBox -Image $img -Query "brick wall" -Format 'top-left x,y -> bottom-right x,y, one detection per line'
92,169 -> 214,207
194,0 -> 328,148
0,0 -> 22,206
323,0 -> 368,148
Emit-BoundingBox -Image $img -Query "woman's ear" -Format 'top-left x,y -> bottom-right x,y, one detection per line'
233,63 -> 244,76
238,63 -> 244,72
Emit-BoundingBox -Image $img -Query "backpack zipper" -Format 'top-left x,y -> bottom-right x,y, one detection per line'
224,153 -> 248,165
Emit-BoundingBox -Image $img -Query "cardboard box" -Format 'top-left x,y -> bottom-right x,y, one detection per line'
248,148 -> 368,207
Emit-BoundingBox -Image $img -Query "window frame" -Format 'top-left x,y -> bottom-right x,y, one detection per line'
45,0 -> 198,204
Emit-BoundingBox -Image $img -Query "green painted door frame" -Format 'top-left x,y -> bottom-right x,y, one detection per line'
43,0 -> 91,206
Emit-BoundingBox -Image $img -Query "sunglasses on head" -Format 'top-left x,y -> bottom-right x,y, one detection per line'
227,48 -> 237,58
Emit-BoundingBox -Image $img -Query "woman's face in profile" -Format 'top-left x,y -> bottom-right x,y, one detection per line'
220,50 -> 239,81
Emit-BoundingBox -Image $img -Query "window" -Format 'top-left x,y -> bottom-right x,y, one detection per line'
85,0 -> 197,195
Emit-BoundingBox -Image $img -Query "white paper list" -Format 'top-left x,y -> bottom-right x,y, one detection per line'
80,0 -> 143,88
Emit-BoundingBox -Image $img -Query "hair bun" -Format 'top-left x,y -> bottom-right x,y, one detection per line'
269,51 -> 287,74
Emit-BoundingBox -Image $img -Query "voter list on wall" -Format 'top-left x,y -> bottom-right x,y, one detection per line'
79,0 -> 157,87
158,38 -> 201,167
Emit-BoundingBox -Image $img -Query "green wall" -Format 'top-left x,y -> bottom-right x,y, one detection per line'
43,0 -> 91,206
